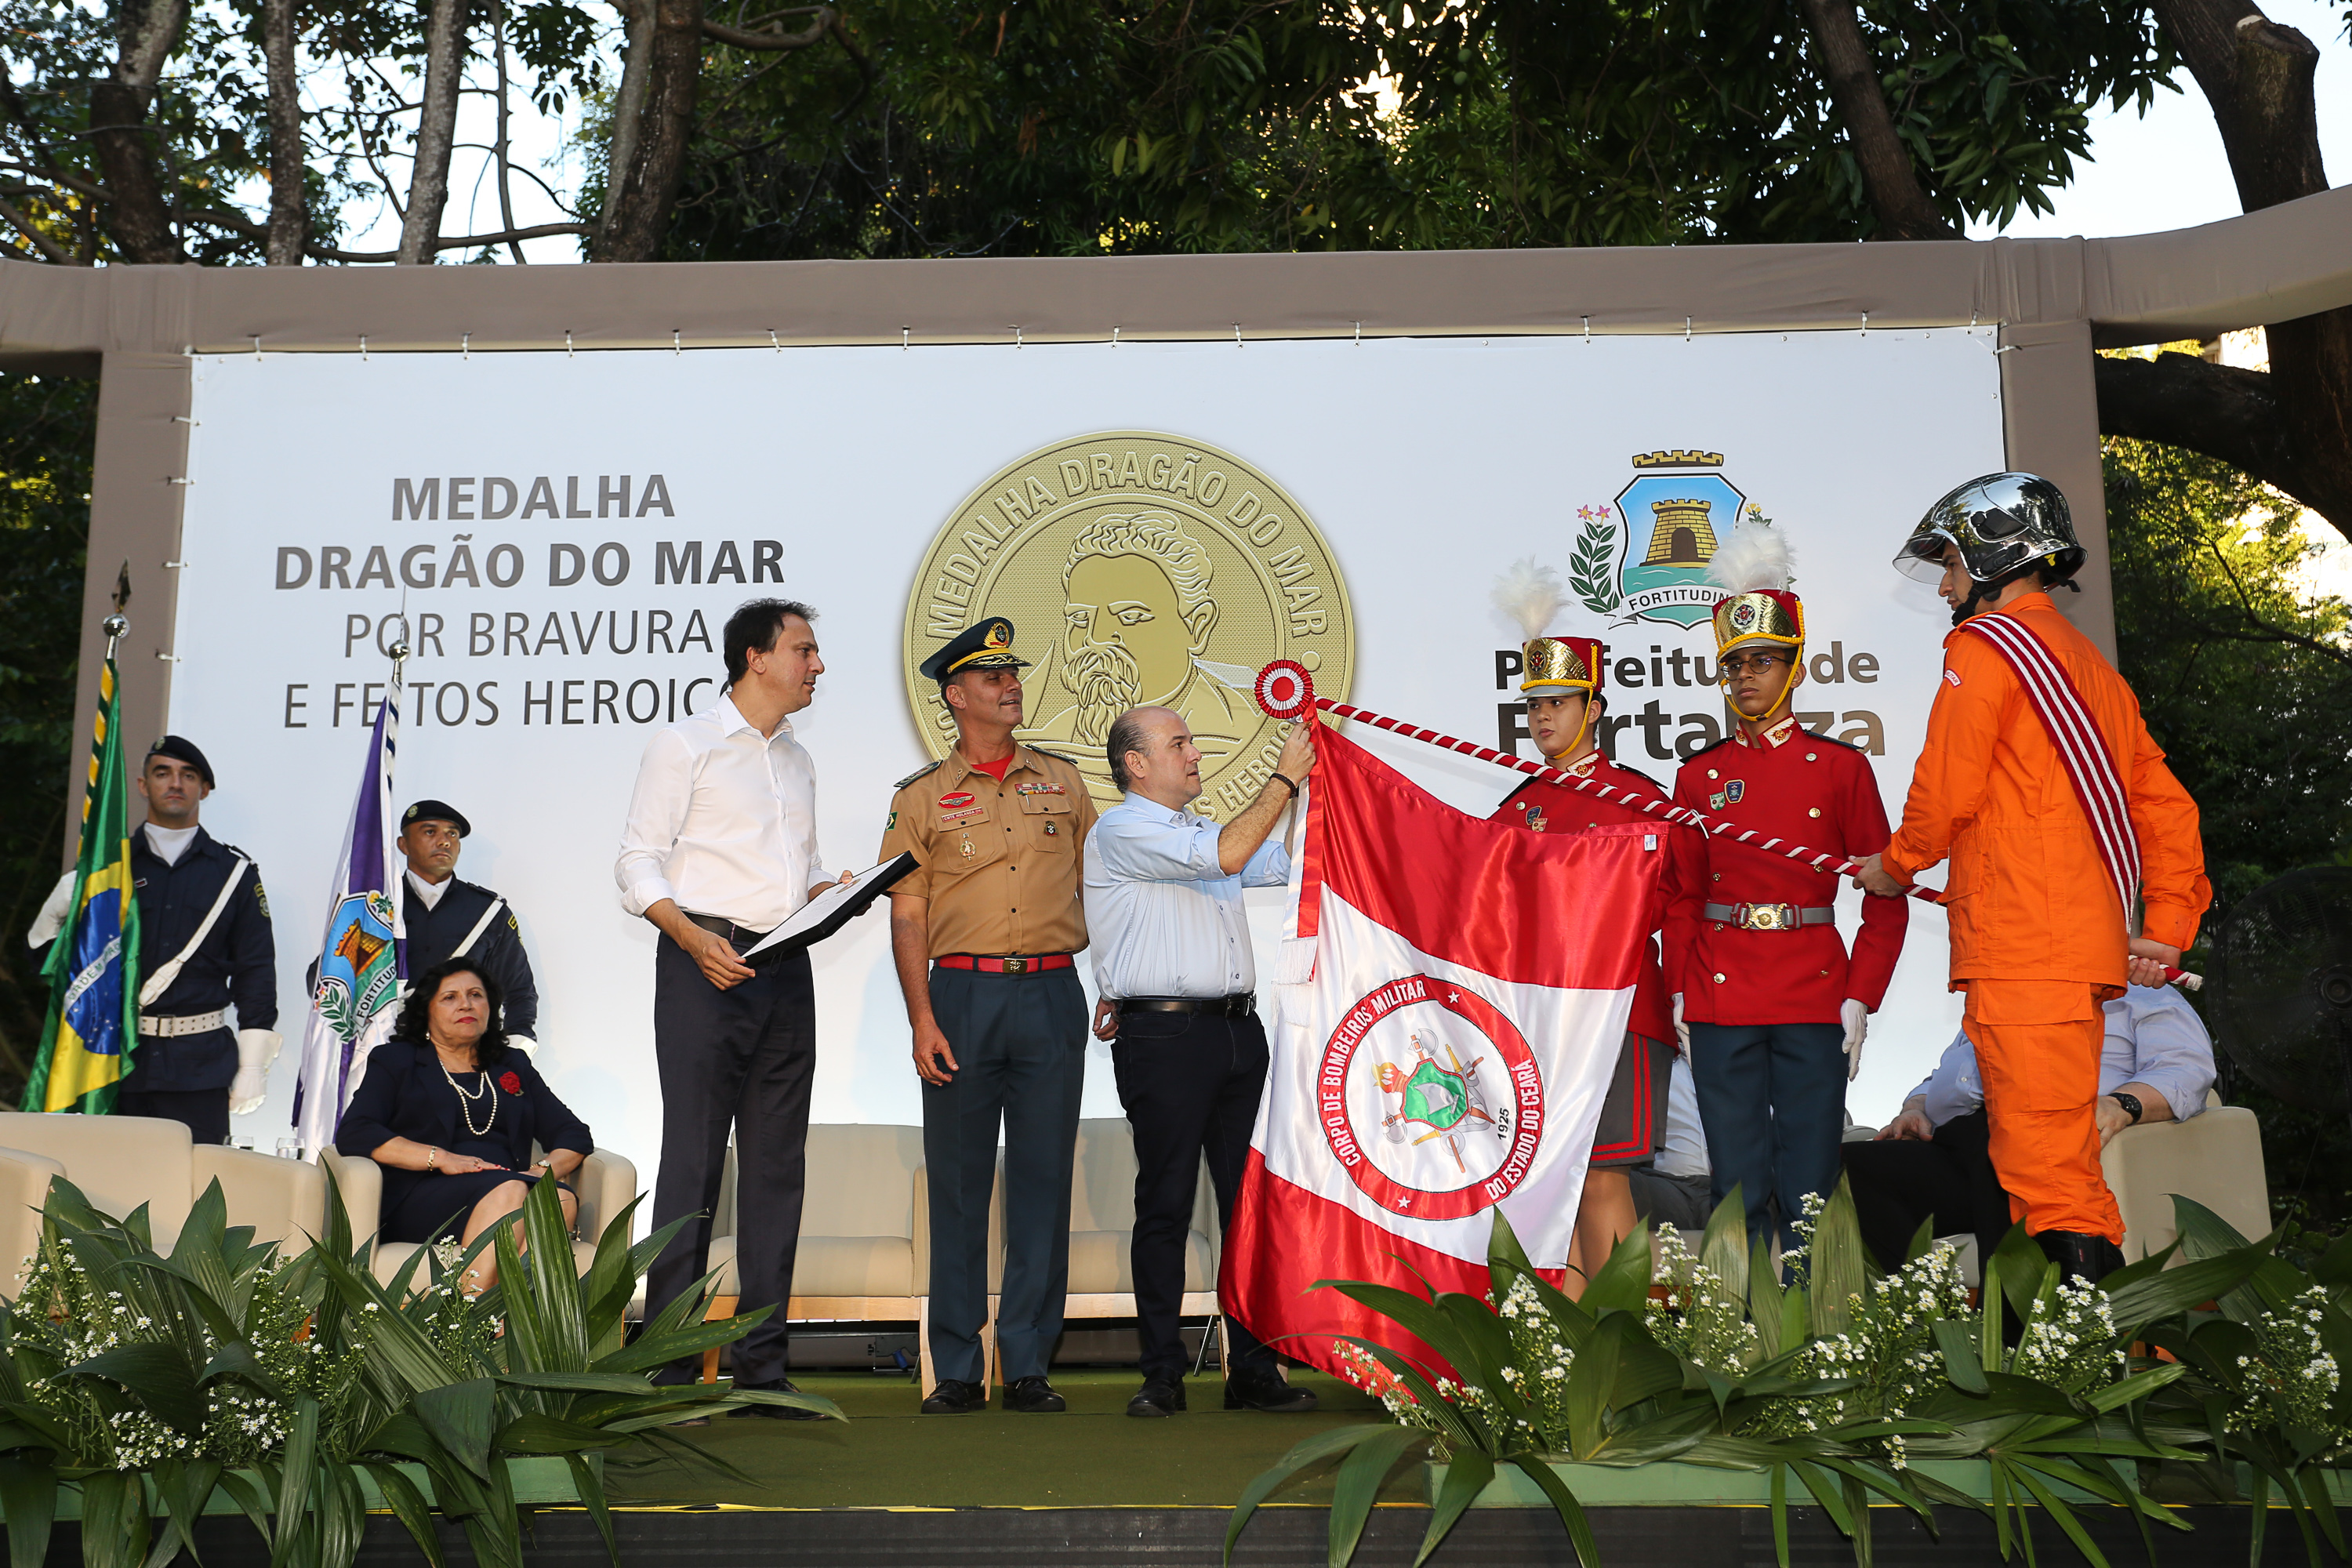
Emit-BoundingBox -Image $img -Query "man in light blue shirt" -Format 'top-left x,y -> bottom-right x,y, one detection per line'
1843,983 -> 2216,1269
1084,705 -> 1317,1419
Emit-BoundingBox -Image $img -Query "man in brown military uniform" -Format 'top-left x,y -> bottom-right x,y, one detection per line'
880,616 -> 1098,1415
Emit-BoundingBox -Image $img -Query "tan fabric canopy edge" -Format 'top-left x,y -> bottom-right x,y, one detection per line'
2,184 -> 2345,358
44,183 -> 2352,785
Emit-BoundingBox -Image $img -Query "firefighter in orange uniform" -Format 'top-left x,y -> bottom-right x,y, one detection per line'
1668,524 -> 1908,1254
1491,633 -> 1697,1292
1853,474 -> 2208,1283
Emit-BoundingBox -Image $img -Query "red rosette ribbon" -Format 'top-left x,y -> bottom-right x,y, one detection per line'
1254,659 -> 1315,721
499,1071 -> 523,1094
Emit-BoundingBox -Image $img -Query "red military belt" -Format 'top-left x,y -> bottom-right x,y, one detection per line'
935,953 -> 1076,975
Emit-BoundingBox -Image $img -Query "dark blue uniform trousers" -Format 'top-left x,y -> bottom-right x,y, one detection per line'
923,966 -> 1086,1385
1687,1019 -> 1846,1254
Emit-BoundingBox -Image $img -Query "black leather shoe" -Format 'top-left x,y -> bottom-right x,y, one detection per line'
1225,1367 -> 1319,1413
729,1377 -> 827,1420
1126,1377 -> 1186,1417
921,1378 -> 987,1414
2035,1230 -> 2126,1286
1006,1374 -> 1065,1413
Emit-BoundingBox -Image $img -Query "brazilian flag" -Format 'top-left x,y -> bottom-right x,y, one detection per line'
24,655 -> 141,1113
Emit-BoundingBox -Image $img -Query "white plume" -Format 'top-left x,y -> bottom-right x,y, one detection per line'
1491,558 -> 1566,641
1704,518 -> 1793,596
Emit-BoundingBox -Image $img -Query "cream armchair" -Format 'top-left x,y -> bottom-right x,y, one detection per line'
0,1112 -> 325,1295
2103,1094 -> 2271,1262
318,1143 -> 637,1286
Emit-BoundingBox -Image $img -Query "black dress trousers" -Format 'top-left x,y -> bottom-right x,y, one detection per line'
646,935 -> 816,1386
1839,1109 -> 2015,1272
1112,1008 -> 1278,1384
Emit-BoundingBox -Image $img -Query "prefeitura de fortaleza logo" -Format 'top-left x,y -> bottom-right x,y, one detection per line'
1319,974 -> 1544,1220
1569,449 -> 1766,630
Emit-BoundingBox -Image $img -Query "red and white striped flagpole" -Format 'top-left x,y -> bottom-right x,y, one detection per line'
1248,660 -> 2202,989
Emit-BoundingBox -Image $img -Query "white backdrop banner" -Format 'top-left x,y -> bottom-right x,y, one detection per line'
168,330 -> 2006,1207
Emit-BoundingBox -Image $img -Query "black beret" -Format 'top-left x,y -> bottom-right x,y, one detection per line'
401,800 -> 472,837
145,735 -> 215,788
919,617 -> 1030,683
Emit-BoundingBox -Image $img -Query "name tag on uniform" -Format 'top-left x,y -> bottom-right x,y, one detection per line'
940,807 -> 985,826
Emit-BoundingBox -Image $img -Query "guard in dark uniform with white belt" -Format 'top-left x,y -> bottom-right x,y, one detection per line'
396,800 -> 541,1051
880,617 -> 1098,1416
122,737 -> 280,1142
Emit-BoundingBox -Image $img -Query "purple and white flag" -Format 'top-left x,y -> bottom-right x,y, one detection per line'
293,677 -> 405,1156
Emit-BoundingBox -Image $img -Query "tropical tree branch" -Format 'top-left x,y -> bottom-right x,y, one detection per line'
1790,0 -> 1959,240
261,0 -> 306,265
701,6 -> 833,51
2089,3 -> 2352,545
182,208 -> 590,262
0,194 -> 78,264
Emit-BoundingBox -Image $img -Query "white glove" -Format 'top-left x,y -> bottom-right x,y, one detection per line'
1840,999 -> 1869,1082
1671,993 -> 1690,1055
27,870 -> 74,948
230,1028 -> 284,1116
505,1034 -> 538,1058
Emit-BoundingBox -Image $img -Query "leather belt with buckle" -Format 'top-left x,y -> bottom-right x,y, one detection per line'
1703,902 -> 1835,931
1119,994 -> 1256,1018
682,912 -> 774,949
139,1008 -> 228,1037
935,953 -> 1076,975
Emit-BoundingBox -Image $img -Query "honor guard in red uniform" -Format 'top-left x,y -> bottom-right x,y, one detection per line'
1487,569 -> 1698,1289
1665,524 -> 1907,1252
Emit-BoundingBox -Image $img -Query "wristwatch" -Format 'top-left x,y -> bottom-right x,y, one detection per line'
2107,1091 -> 2144,1125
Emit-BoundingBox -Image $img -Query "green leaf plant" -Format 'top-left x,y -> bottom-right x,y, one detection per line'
1224,1179 -> 2339,1568
0,1167 -> 835,1568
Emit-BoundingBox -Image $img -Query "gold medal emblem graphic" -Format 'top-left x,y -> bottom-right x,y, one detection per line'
905,432 -> 1354,815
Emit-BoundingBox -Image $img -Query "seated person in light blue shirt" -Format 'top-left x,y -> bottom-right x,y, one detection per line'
1842,983 -> 2216,1271
1083,705 -> 1318,1421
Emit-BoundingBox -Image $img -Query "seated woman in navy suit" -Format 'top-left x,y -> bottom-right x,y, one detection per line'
335,956 -> 593,1290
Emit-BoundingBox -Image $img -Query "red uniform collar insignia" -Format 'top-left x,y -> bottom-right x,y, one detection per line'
1736,715 -> 1799,751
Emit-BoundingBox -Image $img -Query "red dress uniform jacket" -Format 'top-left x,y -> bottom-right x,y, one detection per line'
1492,753 -> 1697,1047
1667,716 -> 1907,1025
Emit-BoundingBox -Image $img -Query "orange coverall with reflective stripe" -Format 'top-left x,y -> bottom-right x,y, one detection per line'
1881,593 -> 2209,1241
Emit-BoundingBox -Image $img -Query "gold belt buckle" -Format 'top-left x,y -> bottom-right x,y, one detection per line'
1738,902 -> 1794,931
1000,956 -> 1028,975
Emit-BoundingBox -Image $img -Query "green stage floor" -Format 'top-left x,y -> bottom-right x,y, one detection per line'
602,1369 -> 1416,1511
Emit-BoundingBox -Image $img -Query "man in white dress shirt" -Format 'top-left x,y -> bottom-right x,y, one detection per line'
615,599 -> 849,1411
1084,705 -> 1319,1418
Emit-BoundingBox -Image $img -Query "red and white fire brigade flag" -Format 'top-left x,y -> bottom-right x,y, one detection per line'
1223,727 -> 1666,1380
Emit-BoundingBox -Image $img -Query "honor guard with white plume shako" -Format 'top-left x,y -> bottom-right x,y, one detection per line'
1486,562 -> 1700,1294
1664,524 -> 1907,1254
1853,474 -> 2207,1286
880,616 -> 1098,1416
27,736 -> 281,1143
395,800 -> 542,1052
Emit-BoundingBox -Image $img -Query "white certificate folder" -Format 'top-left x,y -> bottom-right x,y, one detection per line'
742,853 -> 917,962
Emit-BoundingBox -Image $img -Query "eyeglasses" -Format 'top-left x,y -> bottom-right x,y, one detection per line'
1718,652 -> 1790,677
